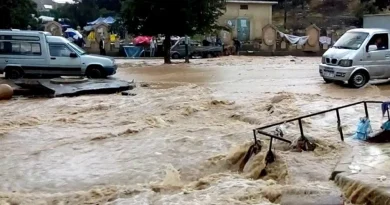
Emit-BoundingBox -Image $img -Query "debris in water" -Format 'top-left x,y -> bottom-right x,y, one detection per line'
140,82 -> 150,87
150,164 -> 183,192
377,176 -> 387,181
121,91 -> 137,96
210,100 -> 235,105
291,136 -> 317,152
348,164 -> 361,174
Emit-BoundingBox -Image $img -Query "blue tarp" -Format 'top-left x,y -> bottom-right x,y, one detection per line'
123,46 -> 144,57
87,16 -> 116,25
87,17 -> 104,25
103,16 -> 115,24
64,28 -> 83,38
353,117 -> 373,141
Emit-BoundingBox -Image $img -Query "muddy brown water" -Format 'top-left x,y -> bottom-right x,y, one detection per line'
0,56 -> 390,204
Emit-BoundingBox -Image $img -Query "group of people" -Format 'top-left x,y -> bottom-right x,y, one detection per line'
64,31 -> 108,56
65,32 -> 242,57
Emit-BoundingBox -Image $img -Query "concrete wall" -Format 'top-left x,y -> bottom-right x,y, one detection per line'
218,3 -> 273,41
363,14 -> 390,30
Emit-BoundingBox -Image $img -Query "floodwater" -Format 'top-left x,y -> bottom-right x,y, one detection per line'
0,56 -> 390,204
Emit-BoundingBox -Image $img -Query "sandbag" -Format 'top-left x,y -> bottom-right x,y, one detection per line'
0,84 -> 13,100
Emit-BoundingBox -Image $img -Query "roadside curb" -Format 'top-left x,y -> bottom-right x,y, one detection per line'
334,173 -> 390,205
331,146 -> 390,205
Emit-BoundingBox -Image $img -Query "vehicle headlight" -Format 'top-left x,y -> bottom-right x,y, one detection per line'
321,57 -> 326,64
338,59 -> 352,67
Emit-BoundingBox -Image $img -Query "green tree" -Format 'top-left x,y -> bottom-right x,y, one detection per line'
121,0 -> 226,64
96,0 -> 121,13
276,0 -> 311,28
0,0 -> 38,29
54,0 -> 100,27
353,0 -> 380,26
361,0 -> 389,11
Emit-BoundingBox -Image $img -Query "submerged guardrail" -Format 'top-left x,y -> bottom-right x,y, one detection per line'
251,101 -> 389,163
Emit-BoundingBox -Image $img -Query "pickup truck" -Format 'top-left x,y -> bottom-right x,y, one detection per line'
170,37 -> 223,59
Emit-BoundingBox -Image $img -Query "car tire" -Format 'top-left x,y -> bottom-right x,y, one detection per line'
86,66 -> 106,79
323,78 -> 333,84
172,53 -> 180,59
348,71 -> 369,88
5,67 -> 24,79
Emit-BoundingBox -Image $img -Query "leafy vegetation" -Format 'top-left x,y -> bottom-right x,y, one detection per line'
49,0 -> 121,28
0,0 -> 39,29
121,0 -> 226,63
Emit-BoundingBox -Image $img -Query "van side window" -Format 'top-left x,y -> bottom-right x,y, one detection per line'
0,41 -> 41,55
49,44 -> 72,57
367,33 -> 389,50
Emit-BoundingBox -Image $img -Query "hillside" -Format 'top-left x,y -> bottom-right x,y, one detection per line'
272,0 -> 361,34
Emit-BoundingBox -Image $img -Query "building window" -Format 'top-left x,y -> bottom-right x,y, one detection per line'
240,5 -> 248,10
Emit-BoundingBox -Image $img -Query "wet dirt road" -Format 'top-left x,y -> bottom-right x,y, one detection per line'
1,56 -> 390,204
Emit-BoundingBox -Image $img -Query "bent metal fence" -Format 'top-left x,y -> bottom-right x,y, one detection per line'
251,101 -> 389,163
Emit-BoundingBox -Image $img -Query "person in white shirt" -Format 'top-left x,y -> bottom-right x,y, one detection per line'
99,35 -> 106,55
150,37 -> 156,57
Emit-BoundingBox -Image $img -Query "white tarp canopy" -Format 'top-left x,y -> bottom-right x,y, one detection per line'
278,31 -> 309,46
39,15 -> 55,22
43,5 -> 53,9
319,36 -> 331,45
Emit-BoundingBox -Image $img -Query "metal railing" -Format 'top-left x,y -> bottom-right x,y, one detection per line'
252,101 -> 389,153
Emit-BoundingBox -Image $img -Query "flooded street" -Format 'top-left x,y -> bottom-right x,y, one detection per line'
1,56 -> 390,204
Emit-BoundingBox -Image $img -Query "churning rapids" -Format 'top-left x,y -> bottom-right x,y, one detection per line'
1,56 -> 390,204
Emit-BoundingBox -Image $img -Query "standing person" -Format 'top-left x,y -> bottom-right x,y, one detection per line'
150,37 -> 156,57
233,38 -> 241,55
77,36 -> 85,48
99,36 -> 106,55
216,36 -> 222,46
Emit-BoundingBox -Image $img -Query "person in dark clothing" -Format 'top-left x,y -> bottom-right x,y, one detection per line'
376,38 -> 386,50
99,37 -> 106,55
202,39 -> 211,46
233,38 -> 241,55
76,37 -> 85,48
216,37 -> 222,46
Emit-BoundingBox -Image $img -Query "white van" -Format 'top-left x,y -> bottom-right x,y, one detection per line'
0,30 -> 117,79
319,28 -> 390,88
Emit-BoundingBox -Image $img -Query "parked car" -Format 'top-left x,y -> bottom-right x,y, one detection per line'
0,30 -> 117,79
170,37 -> 223,59
320,28 -> 390,88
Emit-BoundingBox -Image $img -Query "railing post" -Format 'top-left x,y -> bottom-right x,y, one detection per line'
298,118 -> 304,138
364,102 -> 369,119
336,109 -> 344,141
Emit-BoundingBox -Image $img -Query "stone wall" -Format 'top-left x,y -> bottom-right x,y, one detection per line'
229,24 -> 350,55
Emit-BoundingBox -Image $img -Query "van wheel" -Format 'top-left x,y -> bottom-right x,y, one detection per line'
348,71 -> 369,88
86,66 -> 106,79
5,67 -> 24,79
